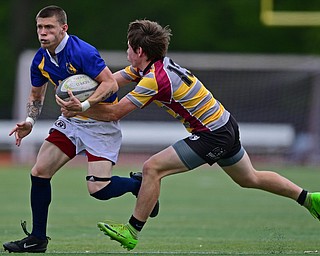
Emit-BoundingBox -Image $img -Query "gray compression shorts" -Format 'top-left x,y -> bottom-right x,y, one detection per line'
172,139 -> 245,170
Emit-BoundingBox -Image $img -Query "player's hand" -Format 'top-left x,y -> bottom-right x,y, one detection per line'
9,121 -> 33,146
55,90 -> 82,112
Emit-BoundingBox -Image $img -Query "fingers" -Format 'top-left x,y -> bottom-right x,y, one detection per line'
15,134 -> 21,147
9,127 -> 18,136
67,89 -> 75,98
67,90 -> 81,106
9,122 -> 32,147
55,90 -> 76,106
55,94 -> 66,107
9,125 -> 21,146
56,90 -> 82,112
8,122 -> 23,136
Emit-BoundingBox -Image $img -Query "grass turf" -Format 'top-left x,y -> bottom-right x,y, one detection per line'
0,163 -> 319,255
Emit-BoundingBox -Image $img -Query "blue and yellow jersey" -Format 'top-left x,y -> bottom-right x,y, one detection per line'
121,57 -> 230,133
30,34 -> 117,104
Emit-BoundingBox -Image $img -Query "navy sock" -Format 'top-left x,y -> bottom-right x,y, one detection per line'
30,175 -> 51,240
129,215 -> 146,232
90,176 -> 141,200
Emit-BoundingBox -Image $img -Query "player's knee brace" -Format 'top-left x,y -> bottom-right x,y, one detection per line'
90,184 -> 114,200
89,176 -> 140,200
87,175 -> 112,200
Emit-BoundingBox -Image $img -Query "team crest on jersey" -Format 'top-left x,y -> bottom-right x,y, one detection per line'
189,134 -> 200,141
66,62 -> 77,74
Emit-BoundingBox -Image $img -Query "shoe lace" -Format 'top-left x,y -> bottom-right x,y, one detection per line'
103,221 -> 131,234
20,220 -> 51,241
111,223 -> 137,239
21,220 -> 31,236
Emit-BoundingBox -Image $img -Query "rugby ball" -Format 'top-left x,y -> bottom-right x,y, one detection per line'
56,74 -> 98,101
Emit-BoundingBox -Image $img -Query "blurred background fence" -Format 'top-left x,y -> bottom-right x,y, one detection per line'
2,0 -> 320,166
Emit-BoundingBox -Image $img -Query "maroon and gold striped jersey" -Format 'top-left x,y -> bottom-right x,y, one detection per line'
121,57 -> 230,133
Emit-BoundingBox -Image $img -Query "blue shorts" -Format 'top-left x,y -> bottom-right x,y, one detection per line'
172,115 -> 245,170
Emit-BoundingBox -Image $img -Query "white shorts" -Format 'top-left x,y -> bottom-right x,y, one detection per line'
50,116 -> 122,164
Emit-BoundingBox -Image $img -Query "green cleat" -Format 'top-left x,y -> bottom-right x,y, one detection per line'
308,193 -> 320,220
97,222 -> 138,250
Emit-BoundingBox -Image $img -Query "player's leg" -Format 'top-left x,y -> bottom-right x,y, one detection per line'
86,157 -> 159,218
3,134 -> 73,253
81,117 -> 161,216
86,158 -> 139,199
30,139 -> 73,237
98,145 -> 192,250
220,149 -> 320,220
78,118 -> 140,200
133,146 -> 189,221
221,150 -> 302,199
32,140 -> 73,178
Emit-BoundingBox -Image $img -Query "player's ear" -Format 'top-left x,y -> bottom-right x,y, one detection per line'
137,47 -> 144,57
61,24 -> 68,33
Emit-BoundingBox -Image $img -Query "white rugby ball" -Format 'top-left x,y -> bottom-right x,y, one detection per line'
56,74 -> 98,102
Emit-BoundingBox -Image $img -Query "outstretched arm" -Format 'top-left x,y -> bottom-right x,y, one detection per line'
56,69 -> 131,112
9,84 -> 47,146
62,96 -> 137,122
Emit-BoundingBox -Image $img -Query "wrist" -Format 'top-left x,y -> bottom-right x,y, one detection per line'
25,117 -> 35,127
81,100 -> 91,112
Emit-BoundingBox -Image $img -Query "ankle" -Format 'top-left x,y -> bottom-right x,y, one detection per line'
128,215 -> 146,232
303,193 -> 312,209
126,223 -> 139,239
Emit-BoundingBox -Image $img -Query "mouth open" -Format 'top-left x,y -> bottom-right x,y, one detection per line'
40,39 -> 49,44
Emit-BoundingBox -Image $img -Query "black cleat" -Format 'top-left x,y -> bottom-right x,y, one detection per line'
130,172 -> 160,218
3,221 -> 49,253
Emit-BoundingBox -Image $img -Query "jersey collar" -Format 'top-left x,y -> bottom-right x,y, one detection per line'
142,58 -> 162,75
46,33 -> 69,66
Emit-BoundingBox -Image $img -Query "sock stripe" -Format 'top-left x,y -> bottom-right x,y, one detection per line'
297,189 -> 308,205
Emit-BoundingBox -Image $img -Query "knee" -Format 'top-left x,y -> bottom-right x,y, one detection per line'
142,159 -> 154,173
87,183 -> 99,195
142,159 -> 158,178
142,157 -> 166,181
235,175 -> 259,189
31,165 -> 48,178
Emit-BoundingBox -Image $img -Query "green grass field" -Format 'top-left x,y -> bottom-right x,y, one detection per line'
0,163 -> 320,255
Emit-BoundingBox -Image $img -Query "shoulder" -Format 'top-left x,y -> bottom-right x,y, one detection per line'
33,48 -> 46,58
67,35 -> 98,51
31,48 -> 47,65
65,35 -> 102,62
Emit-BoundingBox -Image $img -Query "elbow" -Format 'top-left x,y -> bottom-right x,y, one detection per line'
105,80 -> 118,101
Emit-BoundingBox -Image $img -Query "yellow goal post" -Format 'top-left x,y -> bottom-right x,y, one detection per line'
260,0 -> 320,26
